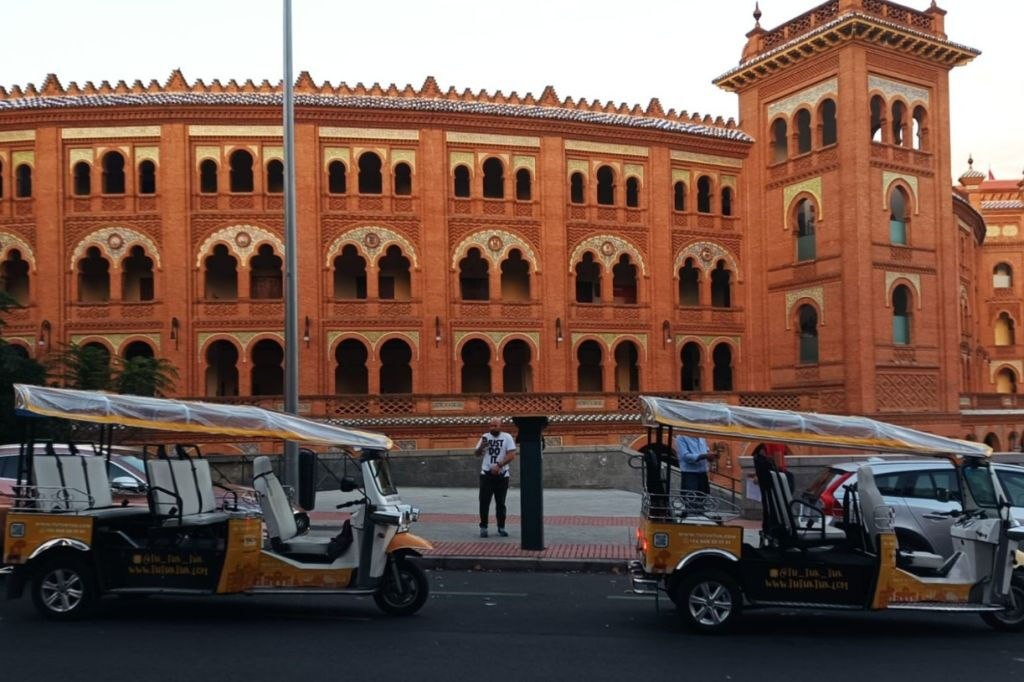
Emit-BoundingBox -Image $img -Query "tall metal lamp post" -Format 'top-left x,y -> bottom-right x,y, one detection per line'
282,0 -> 300,490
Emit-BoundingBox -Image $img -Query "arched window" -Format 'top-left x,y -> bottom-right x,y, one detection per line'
820,98 -> 837,146
503,340 -> 533,393
996,368 -> 1018,395
15,165 -> 32,198
378,245 -> 411,300
577,340 -> 603,392
500,249 -> 530,301
625,177 -> 640,208
912,106 -> 927,151
123,341 -> 154,360
461,339 -> 492,393
121,245 -> 154,302
892,284 -> 912,345
680,342 -> 702,391
797,304 -> 819,364
333,244 -> 366,299
1011,432 -> 1020,452
205,340 -> 239,397
673,181 -> 686,211
0,159 -> 4,199
328,161 -> 347,194
199,160 -> 218,194
77,246 -> 110,303
795,109 -> 812,154
994,263 -> 1013,289
794,198 -> 816,262
380,339 -> 413,393
393,162 -> 412,196
575,252 -> 601,303
1,249 -> 29,305
570,172 -> 585,204
250,244 -> 283,299
101,152 -> 125,194
453,165 -> 470,198
358,152 -> 382,194
482,158 -> 504,199
697,176 -> 712,214
596,166 -> 615,205
995,313 -> 1016,347
889,186 -> 909,245
710,261 -> 731,308
771,118 -> 788,163
870,95 -> 885,143
459,248 -> 489,301
229,150 -> 254,193
712,344 -> 733,391
204,244 -> 238,300
721,187 -> 733,216
266,160 -> 284,194
515,169 -> 532,201
891,101 -> 907,147
678,258 -> 699,306
612,254 -> 637,305
251,339 -> 284,396
614,341 -> 639,392
335,339 -> 368,394
138,160 -> 157,195
73,162 -> 91,196
984,433 -> 1001,450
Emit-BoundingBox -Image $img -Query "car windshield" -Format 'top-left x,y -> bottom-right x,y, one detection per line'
116,455 -> 146,476
996,469 -> 1024,507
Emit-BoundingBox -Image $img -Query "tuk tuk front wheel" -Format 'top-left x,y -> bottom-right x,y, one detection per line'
982,574 -> 1024,632
31,555 -> 99,621
674,571 -> 742,634
373,556 -> 429,616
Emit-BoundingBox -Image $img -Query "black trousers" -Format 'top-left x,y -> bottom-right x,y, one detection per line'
479,474 -> 510,529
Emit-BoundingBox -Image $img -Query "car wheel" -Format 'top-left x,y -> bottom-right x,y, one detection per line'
982,573 -> 1024,632
373,556 -> 429,616
31,555 -> 99,621
674,571 -> 742,634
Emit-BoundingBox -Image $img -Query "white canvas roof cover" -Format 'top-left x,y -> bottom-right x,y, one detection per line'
640,396 -> 991,458
14,384 -> 393,451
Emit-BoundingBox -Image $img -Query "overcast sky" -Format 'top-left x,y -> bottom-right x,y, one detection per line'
2,0 -> 1020,179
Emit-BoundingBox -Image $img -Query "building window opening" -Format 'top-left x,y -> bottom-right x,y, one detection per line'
378,245 -> 411,300
577,340 -> 603,392
461,339 -> 492,393
229,150 -> 254,192
358,152 -> 383,194
912,106 -> 927,151
891,101 -> 907,146
710,260 -> 731,308
102,152 -> 126,194
995,312 -> 1016,347
712,344 -> 733,391
678,258 -> 699,306
394,162 -> 412,196
772,118 -> 788,163
870,95 -> 885,143
515,168 -> 532,201
892,284 -> 912,346
380,339 -> 413,393
77,246 -> 110,303
721,187 -> 733,216
251,339 -> 284,396
328,161 -> 347,194
889,186 -> 909,245
612,254 -> 637,305
625,177 -> 640,208
503,339 -> 533,393
333,244 -> 367,299
985,433 -> 1001,450
697,176 -> 712,213
795,109 -> 812,154
673,181 -> 686,211
199,160 -> 218,194
482,158 -> 505,199
614,341 -> 639,392
123,341 -> 154,361
15,165 -> 31,198
204,244 -> 238,300
795,198 -> 816,262
820,98 -> 837,146
459,247 -> 489,301
575,252 -> 601,303
138,160 -> 157,195
453,165 -> 470,198
73,162 -> 91,196
996,368 -> 1018,395
570,172 -> 585,204
335,339 -> 369,394
500,249 -> 530,302
1,249 -> 29,305
0,160 -> 3,199
596,166 -> 615,205
266,160 -> 284,194
994,263 -> 1013,289
798,304 -> 819,364
122,245 -> 154,302
249,244 -> 282,299
681,342 -> 702,391
205,340 -> 239,397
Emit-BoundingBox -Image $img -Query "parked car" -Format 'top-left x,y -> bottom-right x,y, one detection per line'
804,459 -> 1024,557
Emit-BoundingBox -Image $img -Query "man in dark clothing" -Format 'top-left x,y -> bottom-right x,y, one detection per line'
475,417 -> 517,538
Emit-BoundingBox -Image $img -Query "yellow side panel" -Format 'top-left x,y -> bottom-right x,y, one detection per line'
642,521 -> 743,573
3,513 -> 93,565
254,552 -> 354,589
870,533 -> 898,609
872,533 -> 973,607
216,517 -> 263,594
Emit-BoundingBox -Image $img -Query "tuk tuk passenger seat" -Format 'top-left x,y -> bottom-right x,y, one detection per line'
252,456 -> 334,557
146,457 -> 228,526
32,454 -> 113,511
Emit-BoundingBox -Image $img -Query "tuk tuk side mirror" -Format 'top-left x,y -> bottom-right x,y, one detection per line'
340,476 -> 359,493
111,476 -> 144,493
297,449 -> 318,511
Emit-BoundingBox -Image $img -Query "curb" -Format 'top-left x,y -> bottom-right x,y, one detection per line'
415,555 -> 625,573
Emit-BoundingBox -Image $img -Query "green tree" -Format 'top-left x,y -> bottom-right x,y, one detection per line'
53,343 -> 113,390
0,292 -> 48,442
111,355 -> 178,397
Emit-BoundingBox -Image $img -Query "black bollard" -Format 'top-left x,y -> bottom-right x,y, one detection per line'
513,416 -> 548,551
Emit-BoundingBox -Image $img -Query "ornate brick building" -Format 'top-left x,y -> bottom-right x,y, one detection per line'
0,0 -> 1018,452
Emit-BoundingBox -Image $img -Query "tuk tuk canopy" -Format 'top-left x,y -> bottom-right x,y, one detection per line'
13,384 -> 393,451
639,396 -> 991,458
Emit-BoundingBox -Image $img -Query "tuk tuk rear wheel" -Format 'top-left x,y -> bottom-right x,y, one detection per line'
374,556 -> 429,616
31,555 -> 98,621
674,571 -> 742,634
982,574 -> 1024,632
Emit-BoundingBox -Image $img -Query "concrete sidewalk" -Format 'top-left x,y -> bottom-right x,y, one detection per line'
311,487 -> 759,572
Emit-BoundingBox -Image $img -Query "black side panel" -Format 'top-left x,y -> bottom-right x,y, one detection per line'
96,522 -> 227,591
740,546 -> 876,606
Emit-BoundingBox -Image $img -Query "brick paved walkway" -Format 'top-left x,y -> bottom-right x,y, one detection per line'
424,541 -> 634,560
308,511 -> 638,527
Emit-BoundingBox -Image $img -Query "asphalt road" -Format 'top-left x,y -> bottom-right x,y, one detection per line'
1,571 -> 1022,681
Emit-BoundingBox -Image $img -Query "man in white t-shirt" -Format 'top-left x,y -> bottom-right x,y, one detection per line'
475,417 -> 516,538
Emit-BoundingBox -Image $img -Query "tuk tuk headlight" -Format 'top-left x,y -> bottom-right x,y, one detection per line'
410,507 -> 420,523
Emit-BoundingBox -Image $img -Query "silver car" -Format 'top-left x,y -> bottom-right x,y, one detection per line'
805,459 -> 1024,558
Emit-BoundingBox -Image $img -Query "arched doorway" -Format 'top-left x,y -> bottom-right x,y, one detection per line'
379,339 -> 413,393
122,340 -> 154,360
333,244 -> 367,299
378,246 -> 411,300
461,339 -> 492,393
251,339 -> 284,395
1,249 -> 29,305
502,340 -> 533,393
459,248 -> 489,301
122,246 -> 154,302
204,244 -> 238,300
250,244 -> 282,299
77,247 -> 110,302
335,339 -> 369,394
577,340 -> 603,392
500,249 -> 530,301
712,344 -> 733,391
984,433 -> 1001,451
680,342 -> 702,391
205,340 -> 239,397
614,341 -> 639,392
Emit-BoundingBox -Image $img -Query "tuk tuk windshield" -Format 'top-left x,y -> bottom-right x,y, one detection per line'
963,465 -> 999,509
369,457 -> 398,497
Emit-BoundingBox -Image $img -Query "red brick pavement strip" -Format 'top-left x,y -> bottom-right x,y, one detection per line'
422,541 -> 634,560
309,512 -> 640,527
